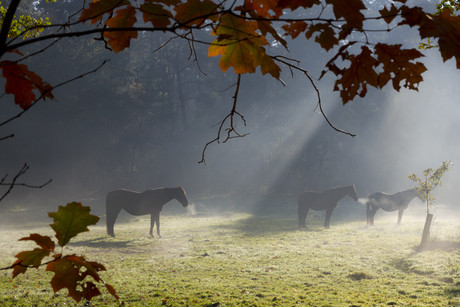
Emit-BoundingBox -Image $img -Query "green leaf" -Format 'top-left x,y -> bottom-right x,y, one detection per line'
48,202 -> 99,247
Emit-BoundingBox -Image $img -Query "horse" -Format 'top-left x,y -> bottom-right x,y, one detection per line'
298,185 -> 358,229
106,186 -> 188,238
366,188 -> 423,226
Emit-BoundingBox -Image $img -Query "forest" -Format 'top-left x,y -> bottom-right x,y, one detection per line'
0,0 -> 458,208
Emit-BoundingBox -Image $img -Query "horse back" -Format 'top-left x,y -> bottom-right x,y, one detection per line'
106,189 -> 161,216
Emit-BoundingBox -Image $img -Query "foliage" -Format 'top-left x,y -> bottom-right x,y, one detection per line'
0,1 -> 50,39
8,202 -> 119,303
408,161 -> 453,214
1,0 -> 460,150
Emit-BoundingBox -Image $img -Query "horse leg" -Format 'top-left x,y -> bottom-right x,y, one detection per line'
298,205 -> 309,228
150,212 -> 163,238
324,208 -> 334,229
106,203 -> 122,237
369,207 -> 379,227
397,209 -> 404,225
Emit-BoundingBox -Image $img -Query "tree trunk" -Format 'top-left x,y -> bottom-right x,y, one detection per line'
419,213 -> 433,250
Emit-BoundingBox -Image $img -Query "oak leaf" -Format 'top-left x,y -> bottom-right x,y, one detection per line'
103,6 -> 138,53
48,202 -> 100,247
12,249 -> 51,278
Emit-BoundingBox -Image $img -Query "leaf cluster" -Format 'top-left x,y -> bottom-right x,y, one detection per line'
408,160 -> 453,213
9,202 -> 119,303
0,1 -> 50,39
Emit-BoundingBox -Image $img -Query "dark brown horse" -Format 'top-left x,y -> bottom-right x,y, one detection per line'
366,188 -> 423,226
298,185 -> 358,229
106,186 -> 188,237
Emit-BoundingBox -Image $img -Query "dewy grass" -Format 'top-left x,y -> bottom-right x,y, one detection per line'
1,196 -> 460,306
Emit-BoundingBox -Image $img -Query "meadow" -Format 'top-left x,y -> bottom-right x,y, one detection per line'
1,194 -> 460,306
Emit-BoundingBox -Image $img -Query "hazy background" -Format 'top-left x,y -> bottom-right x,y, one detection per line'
0,0 -> 458,220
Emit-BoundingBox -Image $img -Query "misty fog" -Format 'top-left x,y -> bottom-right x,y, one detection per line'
0,0 -> 458,226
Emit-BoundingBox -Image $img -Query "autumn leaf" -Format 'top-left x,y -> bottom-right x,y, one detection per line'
141,0 -> 173,28
19,233 -> 56,251
416,9 -> 460,68
277,0 -> 320,11
305,23 -> 339,51
282,21 -> 308,39
103,6 -> 138,53
174,0 -> 219,27
209,13 -> 281,78
325,0 -> 366,30
48,202 -> 100,247
47,256 -> 84,302
374,43 -> 427,91
244,0 -> 283,18
248,11 -> 288,49
0,61 -> 54,110
332,46 -> 379,104
379,4 -> 400,24
79,0 -> 131,25
12,249 -> 51,278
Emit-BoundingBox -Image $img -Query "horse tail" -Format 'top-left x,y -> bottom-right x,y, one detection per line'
366,201 -> 370,226
106,191 -> 122,237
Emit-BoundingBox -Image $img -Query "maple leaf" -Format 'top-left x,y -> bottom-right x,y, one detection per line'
103,6 -> 138,53
79,0 -> 131,25
174,0 -> 219,27
282,21 -> 308,39
416,9 -> 460,68
141,0 -> 173,28
0,61 -> 54,110
209,13 -> 281,78
248,11 -> 288,49
244,0 -> 283,18
305,23 -> 339,51
325,0 -> 366,31
374,43 -> 427,91
12,248 -> 51,278
277,0 -> 320,11
333,46 -> 379,104
379,4 -> 400,24
48,202 -> 100,247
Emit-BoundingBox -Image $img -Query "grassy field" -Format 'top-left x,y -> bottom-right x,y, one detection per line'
1,194 -> 460,306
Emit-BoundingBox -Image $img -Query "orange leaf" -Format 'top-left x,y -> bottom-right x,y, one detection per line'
374,43 -> 427,91
174,0 -> 219,27
209,13 -> 277,76
325,0 -> 366,30
141,1 -> 173,28
249,12 -> 288,49
79,0 -> 131,25
104,6 -> 138,53
0,61 -> 54,110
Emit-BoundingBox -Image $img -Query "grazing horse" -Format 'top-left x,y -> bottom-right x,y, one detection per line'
298,185 -> 358,229
366,188 -> 423,226
106,186 -> 188,238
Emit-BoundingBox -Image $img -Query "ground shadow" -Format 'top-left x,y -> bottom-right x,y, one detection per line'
67,238 -> 134,249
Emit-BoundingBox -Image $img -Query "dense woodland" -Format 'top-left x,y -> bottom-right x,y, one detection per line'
0,0 -> 459,209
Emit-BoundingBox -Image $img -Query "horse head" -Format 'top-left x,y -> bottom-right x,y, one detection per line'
349,184 -> 359,201
414,189 -> 425,202
175,186 -> 189,207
